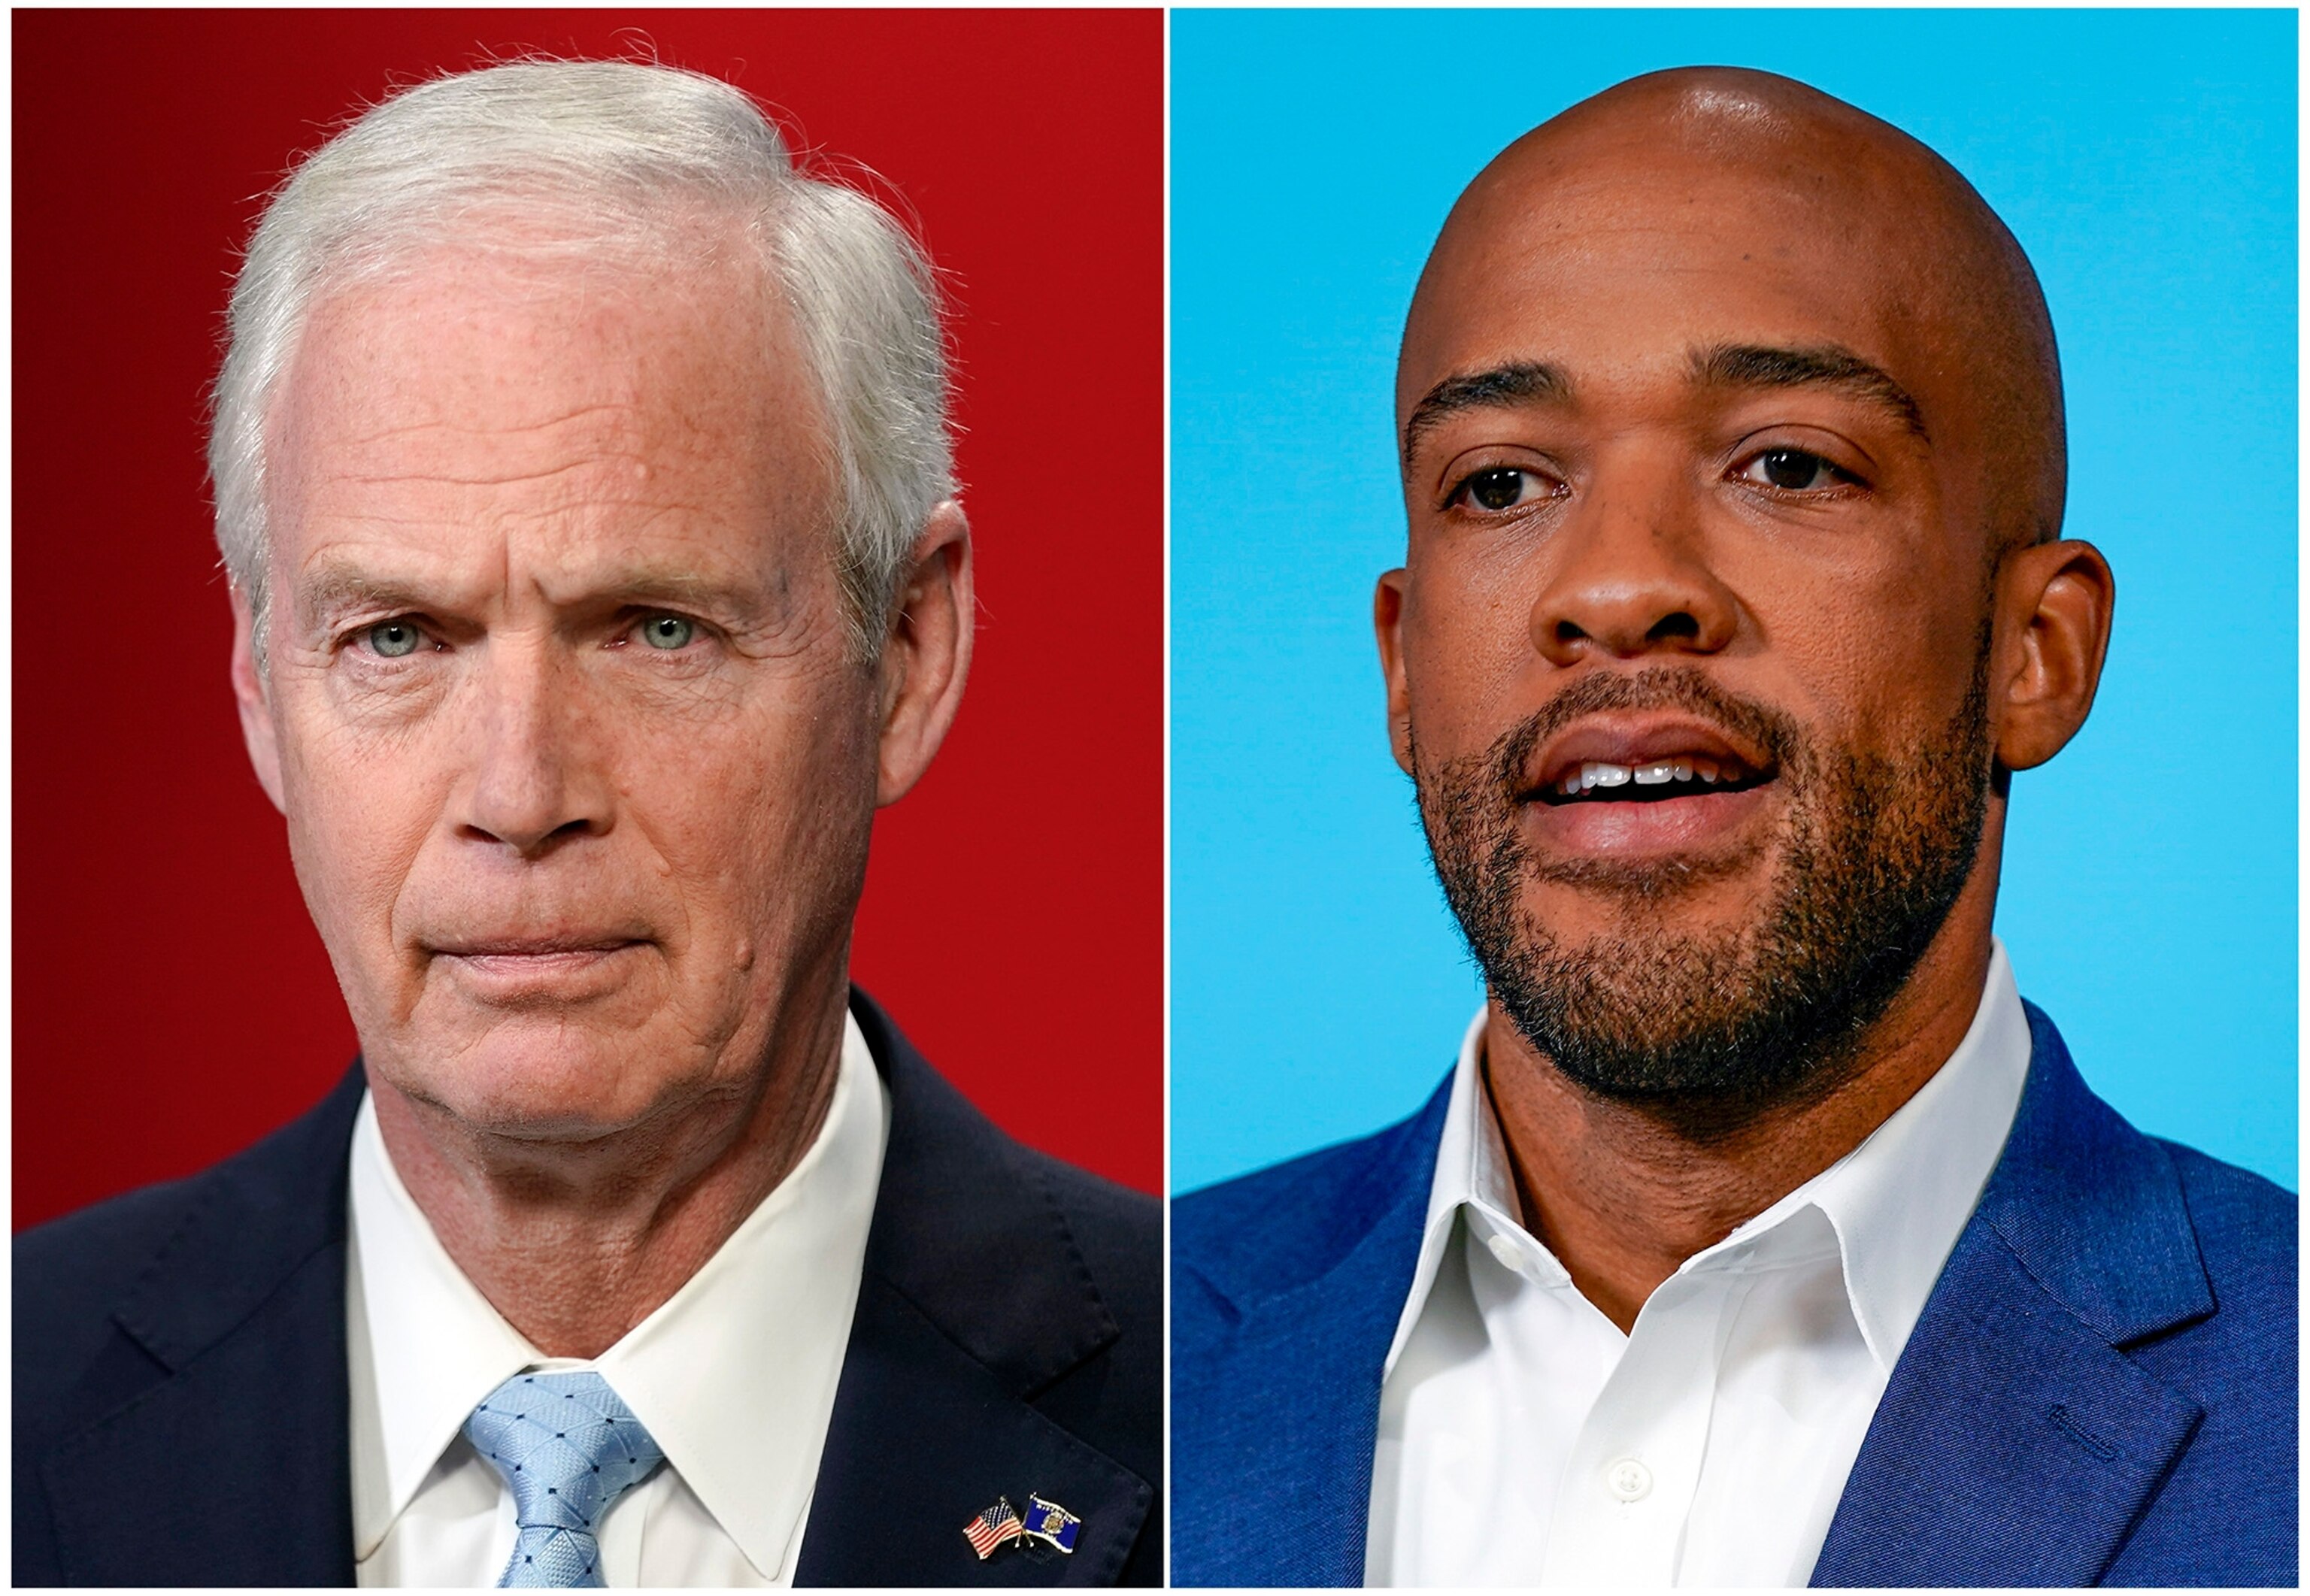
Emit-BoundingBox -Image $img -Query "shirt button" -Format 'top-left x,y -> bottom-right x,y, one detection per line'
1485,1233 -> 1523,1271
1605,1458 -> 1653,1502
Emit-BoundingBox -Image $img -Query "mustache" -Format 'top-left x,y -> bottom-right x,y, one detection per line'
1472,667 -> 1806,798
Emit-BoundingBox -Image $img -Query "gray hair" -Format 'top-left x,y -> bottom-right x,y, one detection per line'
209,59 -> 956,660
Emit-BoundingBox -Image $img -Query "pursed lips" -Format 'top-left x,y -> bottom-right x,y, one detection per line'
430,934 -> 647,957
424,934 -> 653,987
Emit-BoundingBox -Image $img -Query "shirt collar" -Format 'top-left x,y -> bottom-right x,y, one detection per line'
1384,940 -> 2032,1377
1761,940 -> 2032,1369
348,1009 -> 890,1579
1382,1003 -> 1501,1376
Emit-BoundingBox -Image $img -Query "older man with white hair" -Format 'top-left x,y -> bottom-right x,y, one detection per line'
15,61 -> 1159,1588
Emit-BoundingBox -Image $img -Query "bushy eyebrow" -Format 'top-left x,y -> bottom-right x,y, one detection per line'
293,560 -> 770,632
296,567 -> 435,630
1399,344 -> 1930,466
1401,362 -> 1570,465
1690,342 -> 1930,443
590,571 -> 768,616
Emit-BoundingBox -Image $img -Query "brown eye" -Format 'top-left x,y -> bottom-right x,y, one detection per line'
1462,467 -> 1543,511
1745,448 -> 1855,492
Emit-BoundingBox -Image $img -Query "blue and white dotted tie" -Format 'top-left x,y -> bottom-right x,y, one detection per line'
465,1370 -> 666,1588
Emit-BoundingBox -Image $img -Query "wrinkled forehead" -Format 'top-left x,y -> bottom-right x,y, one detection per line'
265,237 -> 829,533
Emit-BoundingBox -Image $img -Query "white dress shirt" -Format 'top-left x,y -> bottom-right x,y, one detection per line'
347,1012 -> 889,1587
1366,941 -> 2033,1587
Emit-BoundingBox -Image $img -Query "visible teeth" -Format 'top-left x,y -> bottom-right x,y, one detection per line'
1557,757 -> 1749,798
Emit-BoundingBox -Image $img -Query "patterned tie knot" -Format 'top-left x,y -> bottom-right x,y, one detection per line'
465,1370 -> 665,1588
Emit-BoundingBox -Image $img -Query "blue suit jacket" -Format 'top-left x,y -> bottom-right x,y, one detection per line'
15,991 -> 1160,1587
1173,1003 -> 2296,1586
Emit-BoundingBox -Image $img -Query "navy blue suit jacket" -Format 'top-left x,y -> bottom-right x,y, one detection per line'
16,991 -> 1160,1587
1173,1002 -> 2296,1586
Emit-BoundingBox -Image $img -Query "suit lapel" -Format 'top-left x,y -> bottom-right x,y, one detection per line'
39,1068 -> 365,1587
796,993 -> 1152,1586
1182,1221 -> 1429,1585
1171,1079 -> 1448,1586
39,1007 -> 1151,1587
1813,1004 -> 2214,1587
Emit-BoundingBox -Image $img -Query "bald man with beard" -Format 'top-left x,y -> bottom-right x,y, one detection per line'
1172,68 -> 2295,1588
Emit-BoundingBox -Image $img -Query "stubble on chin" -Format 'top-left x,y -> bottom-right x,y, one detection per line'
1411,663 -> 1992,1131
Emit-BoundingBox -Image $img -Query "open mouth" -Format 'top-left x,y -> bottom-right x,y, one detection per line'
1534,753 -> 1774,806
1519,715 -> 1779,810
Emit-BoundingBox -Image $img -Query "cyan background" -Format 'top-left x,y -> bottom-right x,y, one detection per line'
1172,8 -> 2298,1193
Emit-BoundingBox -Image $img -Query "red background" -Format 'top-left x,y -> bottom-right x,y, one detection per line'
13,8 -> 1164,1227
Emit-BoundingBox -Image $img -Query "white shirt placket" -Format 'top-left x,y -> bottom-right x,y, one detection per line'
1540,1264 -> 1739,1587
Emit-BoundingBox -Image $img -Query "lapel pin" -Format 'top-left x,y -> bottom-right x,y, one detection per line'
963,1497 -> 1026,1561
1022,1494 -> 1081,1555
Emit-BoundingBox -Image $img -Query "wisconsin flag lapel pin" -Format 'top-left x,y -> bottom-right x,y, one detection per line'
1022,1495 -> 1081,1554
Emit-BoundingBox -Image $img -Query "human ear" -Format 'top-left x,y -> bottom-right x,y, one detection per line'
1995,538 -> 2115,771
875,499 -> 974,806
229,583 -> 287,813
1375,568 -> 1414,776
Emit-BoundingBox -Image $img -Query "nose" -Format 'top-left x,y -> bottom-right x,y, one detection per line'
1530,468 -> 1739,667
458,644 -> 611,858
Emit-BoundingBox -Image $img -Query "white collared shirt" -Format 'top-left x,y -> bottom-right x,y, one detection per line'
347,1012 -> 889,1587
1366,941 -> 2033,1587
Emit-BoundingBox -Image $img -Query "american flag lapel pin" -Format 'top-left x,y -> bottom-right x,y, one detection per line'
963,1497 -> 1026,1560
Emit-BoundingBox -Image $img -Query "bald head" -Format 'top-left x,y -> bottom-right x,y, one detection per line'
1402,66 -> 2065,554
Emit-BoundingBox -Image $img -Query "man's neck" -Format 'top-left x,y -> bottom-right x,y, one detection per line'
1484,924 -> 1993,1335
369,982 -> 852,1359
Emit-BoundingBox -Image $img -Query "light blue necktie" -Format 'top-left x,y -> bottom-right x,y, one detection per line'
464,1370 -> 667,1588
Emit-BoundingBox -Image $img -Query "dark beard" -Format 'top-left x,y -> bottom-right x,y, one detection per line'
1414,656 -> 1993,1134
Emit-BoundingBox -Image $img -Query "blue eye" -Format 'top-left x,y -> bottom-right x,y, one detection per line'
640,614 -> 694,650
368,620 -> 422,657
